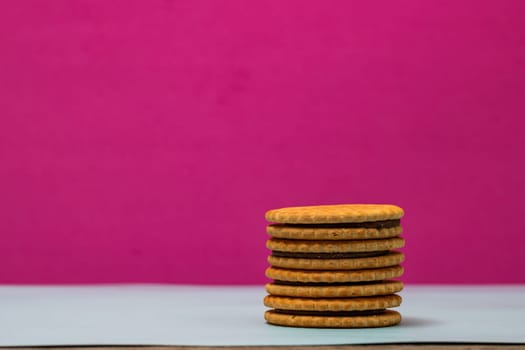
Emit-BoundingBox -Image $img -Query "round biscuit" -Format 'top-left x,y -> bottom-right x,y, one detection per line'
264,294 -> 402,311
267,224 -> 403,240
265,204 -> 404,224
265,280 -> 404,298
267,237 -> 405,253
268,251 -> 404,270
264,309 -> 401,328
266,265 -> 404,283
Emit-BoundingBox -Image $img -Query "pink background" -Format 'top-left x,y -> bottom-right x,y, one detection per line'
1,1 -> 524,284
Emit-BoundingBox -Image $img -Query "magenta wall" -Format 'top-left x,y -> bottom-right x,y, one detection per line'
1,1 -> 524,284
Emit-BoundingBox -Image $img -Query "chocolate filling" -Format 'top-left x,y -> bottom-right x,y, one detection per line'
271,250 -> 389,259
273,309 -> 386,317
273,280 -> 380,286
274,219 -> 400,229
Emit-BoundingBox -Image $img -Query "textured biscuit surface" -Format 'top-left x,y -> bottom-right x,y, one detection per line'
265,280 -> 403,298
267,237 -> 405,253
264,294 -> 402,311
267,224 -> 403,240
265,204 -> 404,224
264,309 -> 401,328
268,251 -> 404,270
266,265 -> 404,283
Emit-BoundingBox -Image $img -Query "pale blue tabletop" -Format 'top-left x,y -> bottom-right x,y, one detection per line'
1,285 -> 524,346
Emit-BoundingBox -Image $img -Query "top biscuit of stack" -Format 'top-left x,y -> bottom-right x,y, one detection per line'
266,204 -> 404,240
266,204 -> 404,224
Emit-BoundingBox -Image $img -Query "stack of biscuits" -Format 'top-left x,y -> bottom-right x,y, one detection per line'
264,204 -> 405,328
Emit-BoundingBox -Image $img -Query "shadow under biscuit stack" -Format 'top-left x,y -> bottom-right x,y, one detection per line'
263,204 -> 405,328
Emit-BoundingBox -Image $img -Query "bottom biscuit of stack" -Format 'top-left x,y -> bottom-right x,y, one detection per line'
263,204 -> 406,328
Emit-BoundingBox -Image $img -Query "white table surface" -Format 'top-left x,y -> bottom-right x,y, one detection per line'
0,285 -> 524,346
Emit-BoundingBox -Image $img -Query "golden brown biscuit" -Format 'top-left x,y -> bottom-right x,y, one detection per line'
267,224 -> 403,240
264,294 -> 401,311
268,251 -> 404,270
267,237 -> 405,253
264,309 -> 401,328
265,280 -> 404,298
266,265 -> 404,283
265,204 -> 404,224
